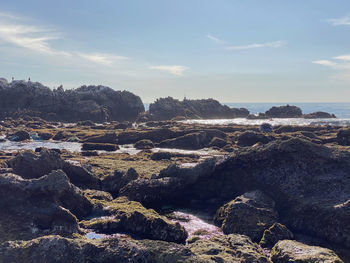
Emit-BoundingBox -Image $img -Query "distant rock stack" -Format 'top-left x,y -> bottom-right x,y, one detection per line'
0,78 -> 145,122
140,97 -> 249,121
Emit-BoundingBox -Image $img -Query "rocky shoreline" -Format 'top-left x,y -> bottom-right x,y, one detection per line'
0,113 -> 349,262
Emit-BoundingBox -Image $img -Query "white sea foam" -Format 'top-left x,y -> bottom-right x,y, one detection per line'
180,118 -> 350,126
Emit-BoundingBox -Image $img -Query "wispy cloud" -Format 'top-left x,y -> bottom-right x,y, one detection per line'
312,54 -> 350,81
226,40 -> 287,50
77,53 -> 129,66
206,34 -> 286,51
327,16 -> 350,26
149,65 -> 189,76
206,34 -> 227,44
0,12 -> 128,65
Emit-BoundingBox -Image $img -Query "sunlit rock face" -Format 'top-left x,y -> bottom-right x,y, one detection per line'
0,80 -> 145,122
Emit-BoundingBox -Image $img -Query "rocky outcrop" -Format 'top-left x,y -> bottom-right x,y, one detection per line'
303,111 -> 336,119
81,143 -> 119,151
144,97 -> 249,121
0,233 -> 272,263
265,105 -> 302,118
81,197 -> 188,243
8,130 -> 31,141
134,139 -> 154,149
7,149 -> 100,189
0,80 -> 144,122
0,170 -> 92,242
101,168 -> 139,196
259,223 -> 294,248
214,191 -> 278,241
121,138 -> 350,249
270,240 -> 343,263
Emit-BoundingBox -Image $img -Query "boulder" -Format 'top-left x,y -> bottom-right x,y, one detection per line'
101,168 -> 139,196
0,170 -> 92,242
303,111 -> 336,119
259,223 -> 294,248
214,190 -> 278,241
80,196 -> 188,243
337,129 -> 350,146
134,139 -> 154,149
265,105 -> 302,118
237,131 -> 272,146
81,143 -> 118,151
7,149 -> 100,189
9,130 -> 31,141
82,132 -> 117,144
270,240 -> 343,263
38,132 -> 54,140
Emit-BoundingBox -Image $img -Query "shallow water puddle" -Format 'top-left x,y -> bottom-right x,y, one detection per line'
167,210 -> 223,240
152,147 -> 221,156
85,231 -> 107,239
0,140 -> 82,152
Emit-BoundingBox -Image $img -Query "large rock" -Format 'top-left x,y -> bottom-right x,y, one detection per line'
7,149 -> 100,189
80,196 -> 188,243
0,170 -> 92,242
158,129 -> 227,150
0,80 -> 144,122
236,131 -> 272,146
303,111 -> 336,119
9,130 -> 31,141
270,240 -> 343,263
101,168 -> 139,196
265,105 -> 302,118
147,97 -> 249,121
337,129 -> 350,146
214,191 -> 278,241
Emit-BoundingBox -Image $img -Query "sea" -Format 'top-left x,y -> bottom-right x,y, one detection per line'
144,102 -> 350,126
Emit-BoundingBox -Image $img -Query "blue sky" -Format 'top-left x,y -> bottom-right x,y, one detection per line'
0,0 -> 349,102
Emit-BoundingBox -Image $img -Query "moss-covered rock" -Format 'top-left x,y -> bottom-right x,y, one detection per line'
214,190 -> 278,242
259,223 -> 293,248
188,234 -> 272,263
80,196 -> 188,243
134,139 -> 154,149
270,240 -> 343,263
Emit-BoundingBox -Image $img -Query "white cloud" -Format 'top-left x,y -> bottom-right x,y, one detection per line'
327,16 -> 350,26
150,65 -> 189,76
77,53 -> 129,66
0,12 -> 129,65
313,54 -> 350,82
312,60 -> 338,67
334,54 -> 350,61
226,40 -> 287,50
206,34 -> 227,44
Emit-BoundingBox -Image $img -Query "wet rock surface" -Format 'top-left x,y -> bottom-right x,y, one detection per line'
270,240 -> 344,263
214,191 -> 278,242
0,117 -> 349,262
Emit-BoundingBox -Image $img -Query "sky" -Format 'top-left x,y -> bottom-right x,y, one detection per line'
0,0 -> 349,103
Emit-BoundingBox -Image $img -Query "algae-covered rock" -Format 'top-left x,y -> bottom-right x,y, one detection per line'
337,128 -> 350,146
236,131 -> 271,146
270,240 -> 343,263
7,149 -> 100,189
134,139 -> 154,149
101,168 -> 139,196
81,142 -> 119,151
214,190 -> 278,241
9,130 -> 31,142
0,235 -> 197,263
80,196 -> 188,243
0,170 -> 92,242
188,234 -> 271,263
259,223 -> 293,248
